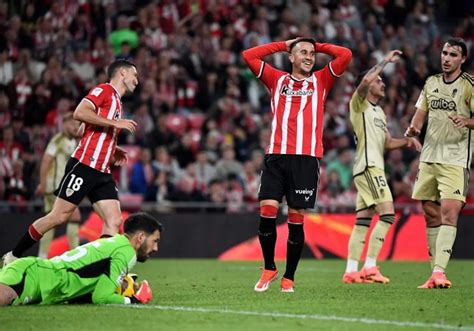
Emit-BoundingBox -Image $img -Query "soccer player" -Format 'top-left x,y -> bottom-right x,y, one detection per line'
342,50 -> 422,284
0,212 -> 161,305
405,38 -> 473,289
3,59 -> 139,265
36,113 -> 82,258
242,37 -> 352,292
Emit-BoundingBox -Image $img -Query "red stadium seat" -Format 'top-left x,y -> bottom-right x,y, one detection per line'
187,113 -> 205,130
165,114 -> 187,135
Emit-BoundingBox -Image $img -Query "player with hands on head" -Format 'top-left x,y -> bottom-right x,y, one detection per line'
243,36 -> 352,292
343,50 -> 422,284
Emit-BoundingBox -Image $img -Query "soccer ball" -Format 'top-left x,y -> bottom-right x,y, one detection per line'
116,273 -> 138,297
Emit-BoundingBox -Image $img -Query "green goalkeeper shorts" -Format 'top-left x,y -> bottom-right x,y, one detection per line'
0,257 -> 42,305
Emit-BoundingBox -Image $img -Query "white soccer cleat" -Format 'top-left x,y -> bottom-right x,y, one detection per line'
2,251 -> 17,267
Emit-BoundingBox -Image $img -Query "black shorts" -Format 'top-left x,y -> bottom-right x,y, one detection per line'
55,158 -> 119,205
258,154 -> 320,209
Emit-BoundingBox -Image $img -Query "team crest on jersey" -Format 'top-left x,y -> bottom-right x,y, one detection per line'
91,87 -> 103,97
280,84 -> 314,96
66,188 -> 74,197
374,118 -> 386,131
114,111 -> 120,120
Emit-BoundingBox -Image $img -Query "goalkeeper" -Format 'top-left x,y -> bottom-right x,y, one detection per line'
0,212 -> 162,305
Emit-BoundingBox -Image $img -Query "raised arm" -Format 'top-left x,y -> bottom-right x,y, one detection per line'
315,42 -> 353,76
241,41 -> 287,76
356,50 -> 402,99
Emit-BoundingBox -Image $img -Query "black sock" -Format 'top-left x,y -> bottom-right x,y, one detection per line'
12,231 -> 39,258
258,216 -> 277,270
283,224 -> 305,281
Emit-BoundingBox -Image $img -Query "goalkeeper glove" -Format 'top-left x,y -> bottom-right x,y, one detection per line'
131,280 -> 153,304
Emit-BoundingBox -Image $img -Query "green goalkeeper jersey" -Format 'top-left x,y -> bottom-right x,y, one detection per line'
415,72 -> 474,168
37,234 -> 136,304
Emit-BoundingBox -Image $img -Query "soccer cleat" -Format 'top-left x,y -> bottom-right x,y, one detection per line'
254,268 -> 278,292
342,271 -> 365,284
361,266 -> 390,284
1,251 -> 17,268
280,277 -> 294,292
431,272 -> 452,289
417,277 -> 435,289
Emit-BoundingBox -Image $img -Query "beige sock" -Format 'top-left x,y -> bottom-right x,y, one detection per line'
348,225 -> 369,261
67,222 -> 80,249
366,217 -> 392,261
38,230 -> 54,259
433,225 -> 457,272
426,226 -> 440,269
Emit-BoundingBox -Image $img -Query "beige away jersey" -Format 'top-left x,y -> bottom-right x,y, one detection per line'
350,92 -> 387,176
45,133 -> 77,194
415,72 -> 474,168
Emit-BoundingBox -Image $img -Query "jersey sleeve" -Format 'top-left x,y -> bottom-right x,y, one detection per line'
91,248 -> 136,305
349,92 -> 366,113
242,42 -> 287,90
315,43 -> 352,90
83,85 -> 109,113
415,84 -> 428,112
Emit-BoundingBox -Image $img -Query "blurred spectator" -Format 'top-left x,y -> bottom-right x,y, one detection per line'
4,159 -> 28,202
192,149 -> 216,191
129,148 -> 157,195
70,49 -> 95,83
0,48 -> 13,85
325,148 -> 353,190
215,144 -> 244,181
108,15 -> 139,56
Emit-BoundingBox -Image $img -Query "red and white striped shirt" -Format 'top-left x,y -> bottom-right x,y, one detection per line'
242,41 -> 352,158
72,83 -> 122,173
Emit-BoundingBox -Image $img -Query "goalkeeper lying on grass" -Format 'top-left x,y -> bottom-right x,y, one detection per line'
0,212 -> 162,305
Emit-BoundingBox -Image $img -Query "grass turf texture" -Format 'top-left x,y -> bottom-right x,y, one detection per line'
1,260 -> 473,331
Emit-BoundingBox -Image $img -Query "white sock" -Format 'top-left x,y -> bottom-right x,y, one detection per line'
433,266 -> 445,273
345,259 -> 359,273
364,257 -> 377,269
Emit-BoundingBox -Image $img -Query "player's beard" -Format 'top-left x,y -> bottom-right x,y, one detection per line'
136,242 -> 149,262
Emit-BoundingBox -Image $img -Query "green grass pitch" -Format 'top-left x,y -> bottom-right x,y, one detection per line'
1,259 -> 473,331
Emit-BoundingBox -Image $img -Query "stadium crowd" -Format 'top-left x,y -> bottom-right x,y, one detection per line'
0,0 -> 473,212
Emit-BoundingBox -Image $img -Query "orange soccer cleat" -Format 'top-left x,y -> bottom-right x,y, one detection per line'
431,271 -> 452,289
342,271 -> 366,284
254,268 -> 278,292
361,266 -> 390,284
280,277 -> 294,293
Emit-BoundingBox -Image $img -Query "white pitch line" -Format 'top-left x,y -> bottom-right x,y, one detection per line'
111,304 -> 474,330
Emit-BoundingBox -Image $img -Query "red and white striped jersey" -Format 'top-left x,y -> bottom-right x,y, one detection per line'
242,41 -> 352,158
72,83 -> 122,173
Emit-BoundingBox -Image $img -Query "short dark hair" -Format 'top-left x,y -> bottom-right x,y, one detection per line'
446,38 -> 468,57
289,38 -> 316,52
124,212 -> 163,235
107,59 -> 136,80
